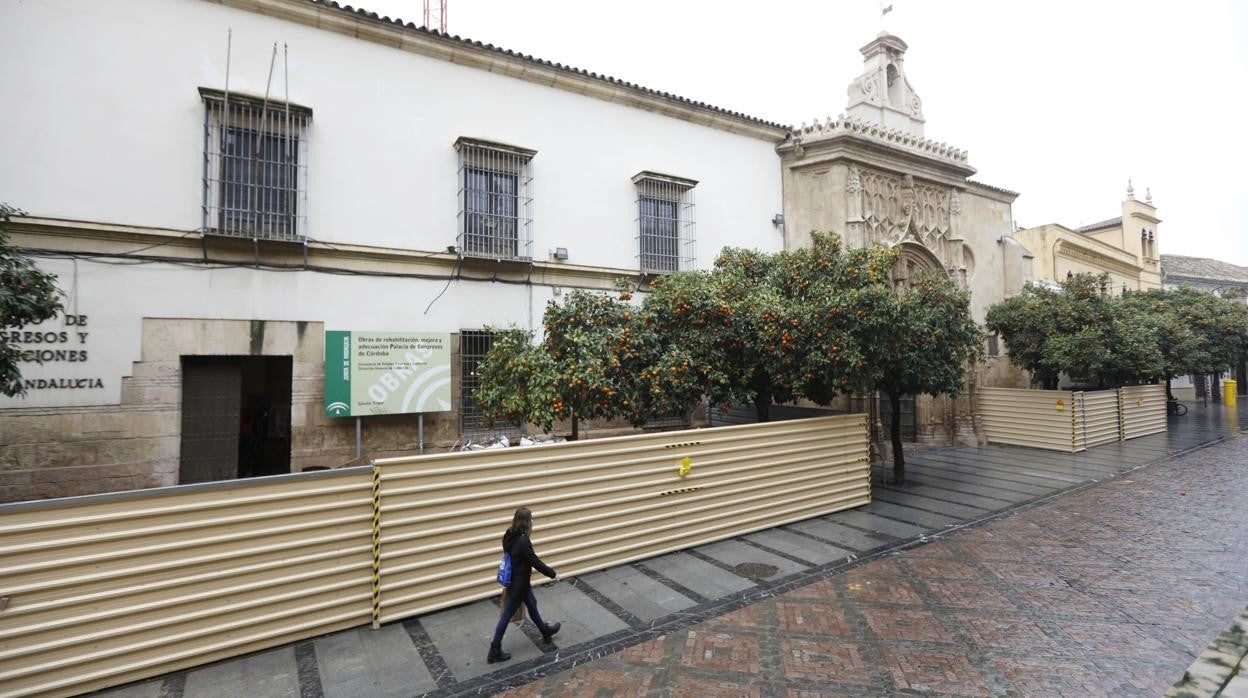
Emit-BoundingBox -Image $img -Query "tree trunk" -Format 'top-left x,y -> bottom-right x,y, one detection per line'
889,391 -> 905,485
754,395 -> 771,423
570,415 -> 579,441
1165,374 -> 1173,401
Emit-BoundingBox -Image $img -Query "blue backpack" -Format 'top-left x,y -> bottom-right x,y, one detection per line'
496,552 -> 512,586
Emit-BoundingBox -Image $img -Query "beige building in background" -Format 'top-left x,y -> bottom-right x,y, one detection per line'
1013,181 -> 1163,294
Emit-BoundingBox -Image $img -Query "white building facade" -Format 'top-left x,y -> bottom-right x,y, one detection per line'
0,0 -> 787,501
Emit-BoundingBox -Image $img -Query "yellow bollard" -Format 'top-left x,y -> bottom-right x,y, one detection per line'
1223,379 -> 1238,407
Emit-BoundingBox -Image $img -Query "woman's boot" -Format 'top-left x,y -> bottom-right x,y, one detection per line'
540,622 -> 561,643
486,644 -> 511,664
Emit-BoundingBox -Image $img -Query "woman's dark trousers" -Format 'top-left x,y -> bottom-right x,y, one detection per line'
491,588 -> 546,647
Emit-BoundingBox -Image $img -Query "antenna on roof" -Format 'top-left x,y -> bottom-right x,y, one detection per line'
424,0 -> 447,33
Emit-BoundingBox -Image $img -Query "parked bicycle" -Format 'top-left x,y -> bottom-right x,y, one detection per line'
1166,400 -> 1188,416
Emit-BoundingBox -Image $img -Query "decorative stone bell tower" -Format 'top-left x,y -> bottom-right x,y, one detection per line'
846,33 -> 925,137
776,31 -> 1032,449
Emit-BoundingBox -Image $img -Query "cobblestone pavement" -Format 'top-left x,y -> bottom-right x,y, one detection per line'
496,431 -> 1248,697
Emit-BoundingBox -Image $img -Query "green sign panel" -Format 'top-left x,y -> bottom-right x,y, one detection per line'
324,331 -> 452,417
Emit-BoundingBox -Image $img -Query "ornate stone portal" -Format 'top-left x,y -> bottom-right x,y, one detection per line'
776,31 -> 1033,449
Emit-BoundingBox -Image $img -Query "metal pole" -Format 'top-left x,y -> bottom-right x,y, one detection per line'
418,414 -> 424,455
355,417 -> 362,459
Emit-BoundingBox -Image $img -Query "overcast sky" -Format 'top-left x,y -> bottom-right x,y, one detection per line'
358,0 -> 1246,265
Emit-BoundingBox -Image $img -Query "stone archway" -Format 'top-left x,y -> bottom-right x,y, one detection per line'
890,240 -> 946,289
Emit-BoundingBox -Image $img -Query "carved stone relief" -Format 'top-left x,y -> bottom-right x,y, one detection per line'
852,166 -> 952,255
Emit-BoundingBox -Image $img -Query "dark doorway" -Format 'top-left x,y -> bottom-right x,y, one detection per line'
180,356 -> 292,484
878,391 -> 916,442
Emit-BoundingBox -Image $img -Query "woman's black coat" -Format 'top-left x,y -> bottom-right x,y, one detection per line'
502,529 -> 556,595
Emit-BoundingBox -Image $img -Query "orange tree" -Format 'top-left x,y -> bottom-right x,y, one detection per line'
640,232 -> 896,422
987,273 -> 1164,389
475,291 -> 631,440
1122,286 -> 1248,398
1,203 -> 64,397
853,268 -> 983,484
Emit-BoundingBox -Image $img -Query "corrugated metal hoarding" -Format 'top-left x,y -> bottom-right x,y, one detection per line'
978,385 -> 1167,453
0,415 -> 869,697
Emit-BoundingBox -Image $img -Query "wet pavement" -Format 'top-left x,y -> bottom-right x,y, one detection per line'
96,401 -> 1247,697
499,415 -> 1248,697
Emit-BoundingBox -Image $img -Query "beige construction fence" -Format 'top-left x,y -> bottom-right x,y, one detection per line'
978,384 -> 1167,452
0,415 -> 869,698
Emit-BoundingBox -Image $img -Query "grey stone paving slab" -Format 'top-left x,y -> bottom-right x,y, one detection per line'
576,566 -> 696,623
902,463 -> 1053,497
94,680 -> 163,698
183,646 -> 299,698
872,488 -> 997,517
315,625 -> 436,698
908,457 -> 1063,489
863,500 -> 961,529
532,582 -> 629,646
420,597 -> 542,683
885,479 -> 1025,506
832,510 -> 927,539
911,453 -> 1085,488
993,450 -> 1120,476
743,528 -> 852,565
954,457 -> 1092,484
694,539 -> 808,579
638,551 -> 753,599
785,518 -> 885,551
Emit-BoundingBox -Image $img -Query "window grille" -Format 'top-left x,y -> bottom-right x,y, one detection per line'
201,88 -> 310,241
634,172 -> 696,273
459,330 -> 523,438
643,411 -> 692,430
455,138 -> 534,261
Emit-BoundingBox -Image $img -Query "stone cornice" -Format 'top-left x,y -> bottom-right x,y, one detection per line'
1054,238 -> 1142,278
209,0 -> 790,142
778,115 -> 971,168
782,136 -> 975,190
5,217 -> 639,292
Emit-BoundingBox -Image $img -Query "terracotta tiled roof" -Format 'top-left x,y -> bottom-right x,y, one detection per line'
1077,216 -> 1122,233
966,179 -> 1018,197
1161,255 -> 1248,284
310,1 -> 790,133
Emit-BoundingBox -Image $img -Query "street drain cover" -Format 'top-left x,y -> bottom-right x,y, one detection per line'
733,562 -> 779,580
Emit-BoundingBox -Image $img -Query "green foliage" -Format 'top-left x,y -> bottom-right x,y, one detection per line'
474,291 -> 636,439
1,203 -> 64,397
987,274 -> 1247,391
1122,286 -> 1248,381
475,232 -> 986,479
984,283 -> 1064,389
853,265 -> 983,483
641,232 -> 900,421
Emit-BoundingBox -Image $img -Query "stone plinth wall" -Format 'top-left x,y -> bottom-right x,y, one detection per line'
0,318 -> 459,504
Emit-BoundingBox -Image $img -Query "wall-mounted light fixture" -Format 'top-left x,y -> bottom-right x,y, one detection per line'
553,247 -> 569,260
772,214 -> 785,228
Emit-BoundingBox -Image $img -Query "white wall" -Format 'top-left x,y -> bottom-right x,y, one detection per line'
0,0 -> 784,270
0,257 -> 558,408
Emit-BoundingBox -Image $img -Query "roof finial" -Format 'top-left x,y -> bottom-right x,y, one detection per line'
1145,187 -> 1152,204
1126,178 -> 1135,199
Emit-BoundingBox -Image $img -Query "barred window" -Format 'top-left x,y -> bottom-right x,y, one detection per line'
455,138 -> 534,261
200,88 -> 310,241
459,330 -> 522,438
634,172 -> 696,273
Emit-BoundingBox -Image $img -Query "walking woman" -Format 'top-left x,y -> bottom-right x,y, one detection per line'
488,507 -> 561,663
